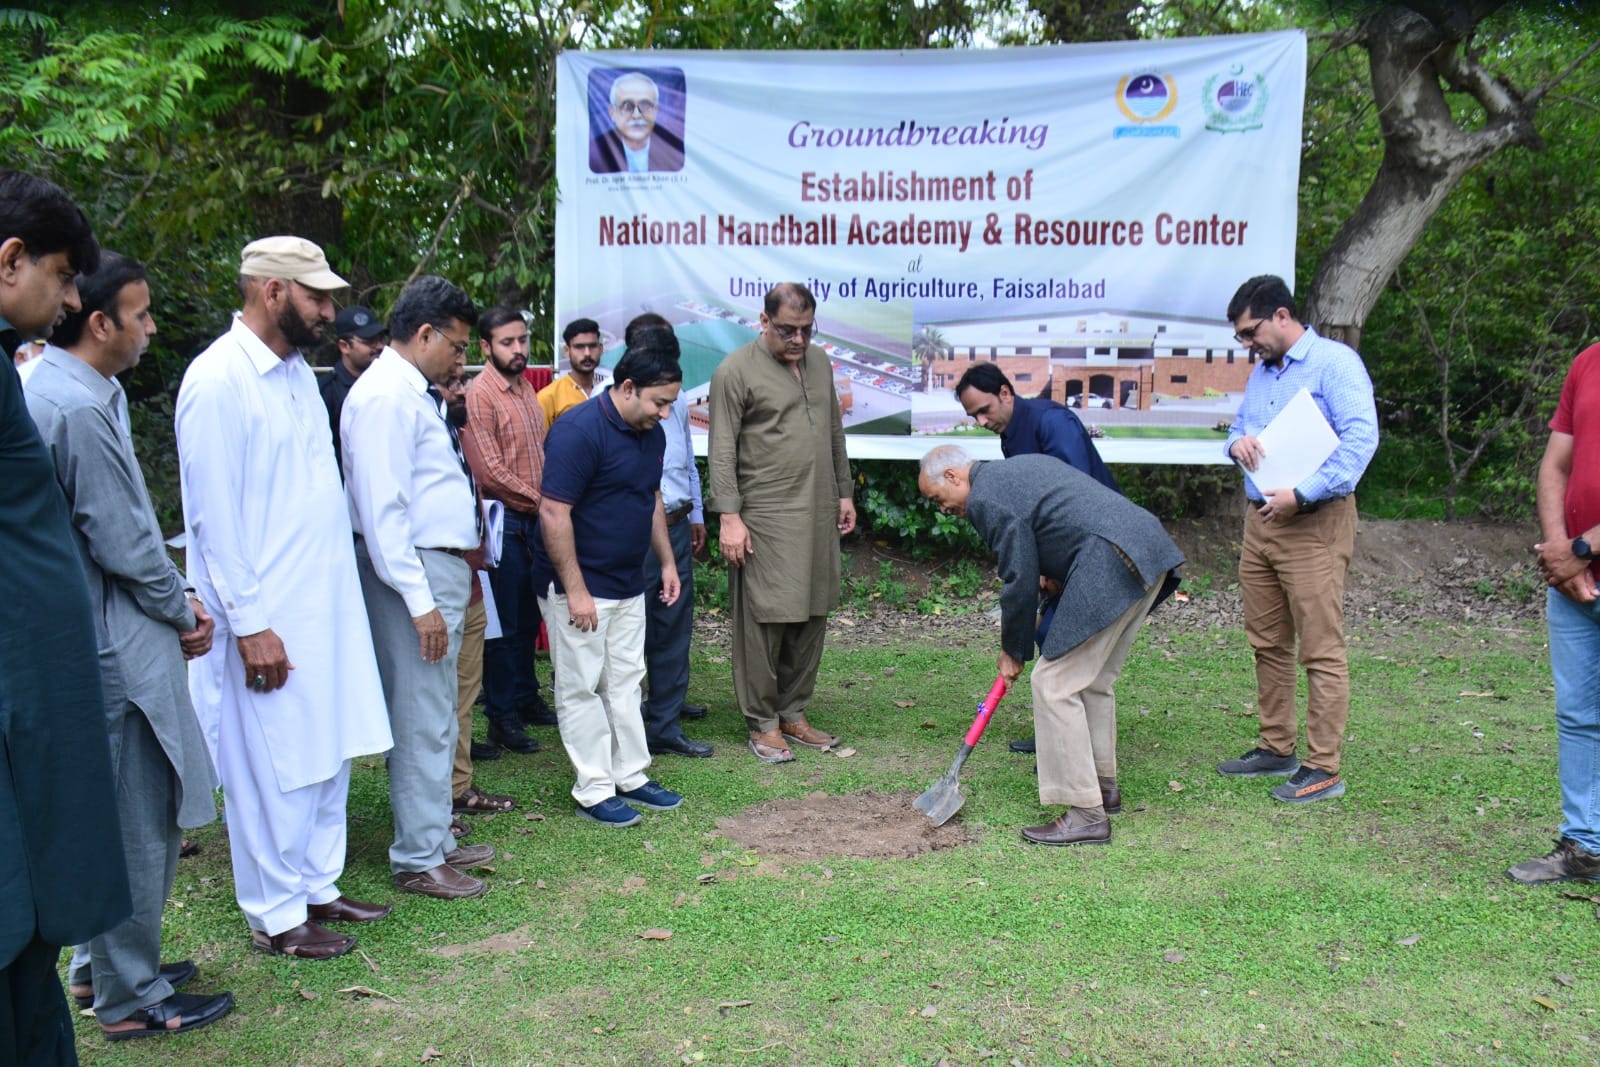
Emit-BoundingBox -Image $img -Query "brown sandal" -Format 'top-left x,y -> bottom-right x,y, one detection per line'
450,818 -> 470,838
453,785 -> 515,813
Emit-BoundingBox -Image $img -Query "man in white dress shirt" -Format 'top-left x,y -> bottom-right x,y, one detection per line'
176,236 -> 395,961
342,275 -> 494,900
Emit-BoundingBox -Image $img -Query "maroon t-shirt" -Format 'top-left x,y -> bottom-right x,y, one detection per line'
1550,342 -> 1600,577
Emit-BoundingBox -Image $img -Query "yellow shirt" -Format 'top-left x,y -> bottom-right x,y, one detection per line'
536,373 -> 597,429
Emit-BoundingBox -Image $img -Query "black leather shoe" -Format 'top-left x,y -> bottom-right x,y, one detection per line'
1008,737 -> 1036,754
101,991 -> 235,1040
650,736 -> 714,758
680,703 -> 708,720
486,721 -> 539,754
470,740 -> 501,761
518,697 -> 559,727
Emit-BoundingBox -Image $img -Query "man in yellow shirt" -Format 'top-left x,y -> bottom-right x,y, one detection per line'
538,318 -> 604,427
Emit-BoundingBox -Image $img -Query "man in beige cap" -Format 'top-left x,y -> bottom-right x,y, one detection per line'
176,236 -> 395,961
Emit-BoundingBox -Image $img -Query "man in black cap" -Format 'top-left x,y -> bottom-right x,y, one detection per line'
322,304 -> 387,461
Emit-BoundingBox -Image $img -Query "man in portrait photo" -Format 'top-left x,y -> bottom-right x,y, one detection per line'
589,70 -> 685,174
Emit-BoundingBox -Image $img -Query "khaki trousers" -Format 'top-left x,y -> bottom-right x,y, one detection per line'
1240,495 -> 1357,774
731,570 -> 829,734
452,597 -> 487,799
1033,580 -> 1162,809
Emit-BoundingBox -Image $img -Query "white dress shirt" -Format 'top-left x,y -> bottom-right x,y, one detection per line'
341,348 -> 477,616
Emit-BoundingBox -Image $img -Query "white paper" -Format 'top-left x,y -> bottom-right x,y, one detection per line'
480,498 -> 505,568
478,571 -> 503,640
1249,387 -> 1339,495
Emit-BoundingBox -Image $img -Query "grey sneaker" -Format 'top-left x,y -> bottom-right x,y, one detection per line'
1507,838 -> 1600,885
1217,746 -> 1300,778
1270,766 -> 1345,804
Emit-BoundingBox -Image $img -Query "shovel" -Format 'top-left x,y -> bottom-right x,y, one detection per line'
913,675 -> 1010,827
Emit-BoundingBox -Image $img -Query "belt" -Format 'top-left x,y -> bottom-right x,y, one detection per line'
665,500 -> 693,526
1251,493 -> 1349,515
420,546 -> 468,559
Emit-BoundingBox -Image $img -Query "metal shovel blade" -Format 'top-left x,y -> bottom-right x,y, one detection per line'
913,763 -> 966,827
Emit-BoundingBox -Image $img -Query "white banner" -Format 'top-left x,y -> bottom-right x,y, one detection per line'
555,34 -> 1306,463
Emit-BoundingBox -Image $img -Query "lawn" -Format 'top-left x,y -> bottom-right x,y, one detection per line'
72,610 -> 1597,1066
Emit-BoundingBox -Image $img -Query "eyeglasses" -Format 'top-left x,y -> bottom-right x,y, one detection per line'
438,330 -> 471,358
1233,318 -> 1267,345
770,322 -> 815,343
614,99 -> 657,117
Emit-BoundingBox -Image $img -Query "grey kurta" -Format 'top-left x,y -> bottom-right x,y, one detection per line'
24,348 -> 218,829
966,455 -> 1185,662
707,337 -> 851,622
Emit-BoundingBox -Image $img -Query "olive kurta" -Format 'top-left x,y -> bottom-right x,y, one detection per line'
707,337 -> 851,622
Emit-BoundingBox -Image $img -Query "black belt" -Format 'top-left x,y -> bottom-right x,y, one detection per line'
1252,493 -> 1349,515
665,500 -> 693,526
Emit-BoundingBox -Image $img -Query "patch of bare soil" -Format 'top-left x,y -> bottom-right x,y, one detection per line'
432,925 -> 535,958
714,790 -> 973,860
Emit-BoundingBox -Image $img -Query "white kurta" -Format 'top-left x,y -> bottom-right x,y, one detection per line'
177,317 -> 392,793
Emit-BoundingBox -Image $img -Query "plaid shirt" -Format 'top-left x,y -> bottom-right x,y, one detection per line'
464,367 -> 546,513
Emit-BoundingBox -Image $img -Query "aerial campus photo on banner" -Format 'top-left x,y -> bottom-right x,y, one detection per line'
553,32 -> 1307,462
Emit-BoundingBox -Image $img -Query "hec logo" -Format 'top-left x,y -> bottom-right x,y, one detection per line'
1203,65 -> 1268,133
1113,72 -> 1179,140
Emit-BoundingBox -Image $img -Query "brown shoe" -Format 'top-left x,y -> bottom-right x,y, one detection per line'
250,921 -> 356,960
444,843 -> 495,869
394,864 -> 487,900
307,895 -> 392,924
1021,806 -> 1111,847
1099,776 -> 1122,815
748,729 -> 795,763
780,717 -> 839,750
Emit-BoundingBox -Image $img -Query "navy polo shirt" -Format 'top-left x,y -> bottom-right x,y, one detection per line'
531,389 -> 666,600
1001,395 -> 1119,493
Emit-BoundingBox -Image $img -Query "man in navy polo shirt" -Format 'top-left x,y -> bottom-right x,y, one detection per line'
533,333 -> 686,827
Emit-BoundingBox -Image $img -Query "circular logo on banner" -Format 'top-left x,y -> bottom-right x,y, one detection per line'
1116,73 -> 1178,123
1203,65 -> 1268,132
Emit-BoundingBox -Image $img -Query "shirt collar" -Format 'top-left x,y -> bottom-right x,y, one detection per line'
1277,325 -> 1320,369
38,343 -> 121,406
230,314 -> 298,376
374,346 -> 429,394
597,388 -> 643,438
483,364 -> 525,394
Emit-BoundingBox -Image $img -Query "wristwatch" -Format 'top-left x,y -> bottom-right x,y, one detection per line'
1574,536 -> 1595,561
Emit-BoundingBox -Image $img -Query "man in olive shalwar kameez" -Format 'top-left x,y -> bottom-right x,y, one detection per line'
708,283 -> 855,763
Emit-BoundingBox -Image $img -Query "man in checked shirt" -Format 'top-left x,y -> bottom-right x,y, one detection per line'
464,306 -> 553,759
1216,274 -> 1378,805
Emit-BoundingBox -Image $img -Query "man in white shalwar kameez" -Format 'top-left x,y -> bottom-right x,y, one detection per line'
176,237 -> 394,961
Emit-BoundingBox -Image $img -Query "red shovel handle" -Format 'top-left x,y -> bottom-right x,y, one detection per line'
962,675 -> 1010,747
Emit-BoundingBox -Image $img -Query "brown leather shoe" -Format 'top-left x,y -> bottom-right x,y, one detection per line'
748,729 -> 795,763
1021,806 -> 1111,846
394,864 -> 487,900
444,843 -> 495,869
307,895 -> 392,924
780,717 -> 839,750
250,921 -> 357,960
1099,776 -> 1123,815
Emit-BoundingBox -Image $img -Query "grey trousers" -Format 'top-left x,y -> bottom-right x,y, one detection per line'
357,543 -> 470,874
67,706 -> 179,1023
730,572 -> 829,734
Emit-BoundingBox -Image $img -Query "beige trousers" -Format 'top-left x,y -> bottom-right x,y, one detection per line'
452,597 -> 487,799
1032,580 -> 1163,809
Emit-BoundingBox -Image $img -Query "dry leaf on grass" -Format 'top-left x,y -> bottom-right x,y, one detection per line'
1533,995 -> 1559,1011
893,699 -> 916,708
1396,934 -> 1421,947
524,812 -> 545,821
620,876 -> 647,895
420,1048 -> 442,1063
338,985 -> 399,1002
1168,781 -> 1185,792
833,747 -> 858,758
1162,949 -> 1186,964
696,873 -> 717,884
1555,973 -> 1577,988
919,1004 -> 938,1018
298,989 -> 318,1001
637,928 -> 674,940
718,999 -> 754,1010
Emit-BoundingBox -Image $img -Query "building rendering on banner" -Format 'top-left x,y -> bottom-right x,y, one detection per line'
922,309 -> 1256,412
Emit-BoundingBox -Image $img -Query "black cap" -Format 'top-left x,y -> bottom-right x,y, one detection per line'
334,305 -> 386,340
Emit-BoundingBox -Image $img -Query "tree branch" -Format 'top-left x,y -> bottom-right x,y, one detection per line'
406,175 -> 470,286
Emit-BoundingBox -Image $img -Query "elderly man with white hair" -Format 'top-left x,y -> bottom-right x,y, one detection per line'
589,70 -> 685,173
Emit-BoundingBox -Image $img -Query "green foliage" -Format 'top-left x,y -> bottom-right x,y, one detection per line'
1115,463 -> 1239,520
915,557 -> 995,615
841,557 -> 909,613
852,459 -> 987,558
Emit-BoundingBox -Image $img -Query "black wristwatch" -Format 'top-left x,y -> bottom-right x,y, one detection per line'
1574,536 -> 1595,561
1293,488 -> 1311,513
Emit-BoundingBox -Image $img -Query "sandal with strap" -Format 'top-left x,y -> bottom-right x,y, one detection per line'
450,817 -> 471,838
101,991 -> 235,1041
453,785 -> 515,813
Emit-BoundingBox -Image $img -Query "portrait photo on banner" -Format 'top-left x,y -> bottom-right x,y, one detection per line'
587,67 -> 687,174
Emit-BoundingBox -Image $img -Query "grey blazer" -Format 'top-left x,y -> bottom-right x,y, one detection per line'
967,454 -> 1184,661
25,349 -> 218,828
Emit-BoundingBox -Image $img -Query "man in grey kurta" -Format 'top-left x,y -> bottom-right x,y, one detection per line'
708,283 -> 855,762
24,252 -> 234,1038
919,446 -> 1183,846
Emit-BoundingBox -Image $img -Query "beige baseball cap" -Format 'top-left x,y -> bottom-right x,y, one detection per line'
239,236 -> 348,291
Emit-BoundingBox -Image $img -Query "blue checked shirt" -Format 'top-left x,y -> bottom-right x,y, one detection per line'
659,393 -> 704,524
1225,326 -> 1378,503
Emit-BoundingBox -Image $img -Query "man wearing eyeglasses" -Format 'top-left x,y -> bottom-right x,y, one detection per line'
344,275 -> 496,900
708,282 -> 855,764
589,71 -> 685,174
1217,274 -> 1378,804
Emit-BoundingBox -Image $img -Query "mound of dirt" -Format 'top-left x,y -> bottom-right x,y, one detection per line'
714,790 -> 973,860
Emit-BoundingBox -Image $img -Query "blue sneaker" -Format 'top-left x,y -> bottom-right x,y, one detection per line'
575,797 -> 642,827
617,780 -> 683,812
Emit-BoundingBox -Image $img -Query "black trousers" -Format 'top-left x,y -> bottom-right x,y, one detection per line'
1,934 -> 76,1067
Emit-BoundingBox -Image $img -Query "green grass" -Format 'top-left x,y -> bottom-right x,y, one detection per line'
1093,425 -> 1232,440
72,615 -> 1596,1066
